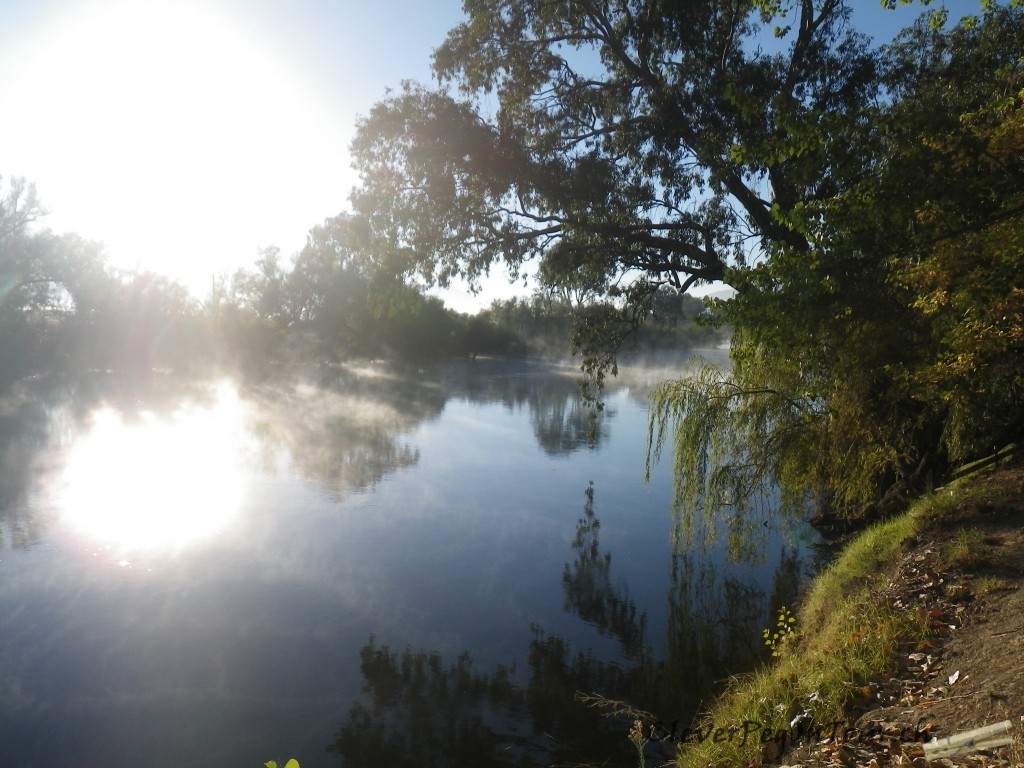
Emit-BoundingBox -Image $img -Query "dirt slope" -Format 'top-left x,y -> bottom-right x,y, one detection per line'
780,463 -> 1024,768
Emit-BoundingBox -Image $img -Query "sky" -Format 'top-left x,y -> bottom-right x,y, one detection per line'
0,0 -> 962,312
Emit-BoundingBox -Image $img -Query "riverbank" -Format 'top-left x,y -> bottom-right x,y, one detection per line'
671,457 -> 1024,768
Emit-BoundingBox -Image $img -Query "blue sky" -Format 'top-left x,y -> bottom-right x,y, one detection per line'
0,0 -> 957,311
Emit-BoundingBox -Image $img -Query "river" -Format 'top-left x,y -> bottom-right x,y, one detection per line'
0,358 -> 817,767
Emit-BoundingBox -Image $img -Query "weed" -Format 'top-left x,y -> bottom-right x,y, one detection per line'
976,576 -> 1016,594
628,718 -> 649,768
762,606 -> 796,658
941,528 -> 987,569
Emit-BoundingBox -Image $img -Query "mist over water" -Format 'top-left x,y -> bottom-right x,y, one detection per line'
0,360 -> 815,767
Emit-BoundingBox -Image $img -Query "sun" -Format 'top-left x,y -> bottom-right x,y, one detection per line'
0,0 -> 349,294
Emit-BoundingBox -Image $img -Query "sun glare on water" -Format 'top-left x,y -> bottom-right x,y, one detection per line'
56,382 -> 250,556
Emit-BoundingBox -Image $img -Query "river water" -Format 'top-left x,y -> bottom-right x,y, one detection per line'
0,359 -> 817,767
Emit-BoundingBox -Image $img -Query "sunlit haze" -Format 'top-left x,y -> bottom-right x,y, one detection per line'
0,0 -> 925,312
0,0 -> 480,303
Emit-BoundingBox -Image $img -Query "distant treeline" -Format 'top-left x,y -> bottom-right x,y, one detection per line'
0,185 -> 725,386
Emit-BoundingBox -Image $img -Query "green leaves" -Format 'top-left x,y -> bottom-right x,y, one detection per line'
264,760 -> 299,768
762,606 -> 796,658
350,0 -> 892,399
347,0 -> 1024,527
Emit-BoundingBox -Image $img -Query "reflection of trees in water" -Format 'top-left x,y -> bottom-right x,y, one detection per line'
328,638 -> 536,768
328,633 -> 649,767
671,482 -> 800,565
562,482 -> 646,658
661,551 -> 767,722
766,546 -> 803,628
327,487 -> 630,767
0,362 -> 611,553
439,360 -> 612,455
660,519 -> 807,726
439,360 -> 579,408
329,485 -> 655,767
0,365 -> 447,548
328,482 -> 810,767
0,388 -> 53,549
664,497 -> 808,721
531,395 -> 608,455
244,366 -> 446,497
245,360 -> 611,496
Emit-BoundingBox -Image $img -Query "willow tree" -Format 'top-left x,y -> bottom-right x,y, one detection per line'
348,0 -> 1022,524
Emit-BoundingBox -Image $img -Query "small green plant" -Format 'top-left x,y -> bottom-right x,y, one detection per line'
762,606 -> 796,658
264,760 -> 299,768
977,576 -> 1016,594
942,528 -> 987,569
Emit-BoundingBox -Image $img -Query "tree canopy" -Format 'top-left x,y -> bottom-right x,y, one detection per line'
352,1 -> 880,300
349,1 -> 1024,521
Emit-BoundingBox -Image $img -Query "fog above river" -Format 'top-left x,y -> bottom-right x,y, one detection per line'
0,357 -> 812,768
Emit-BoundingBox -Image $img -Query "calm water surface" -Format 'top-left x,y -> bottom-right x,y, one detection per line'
0,360 -> 816,767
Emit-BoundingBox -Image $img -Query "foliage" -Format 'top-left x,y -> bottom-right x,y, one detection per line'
338,1 -> 896,521
762,605 -> 796,658
342,0 -> 1024,528
0,187 -> 571,387
879,13 -> 1024,465
349,0 -> 877,345
0,177 -> 209,381
264,760 -> 299,768
649,6 -> 1024,522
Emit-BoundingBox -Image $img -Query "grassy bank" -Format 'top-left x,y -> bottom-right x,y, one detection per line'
671,472 -> 1011,768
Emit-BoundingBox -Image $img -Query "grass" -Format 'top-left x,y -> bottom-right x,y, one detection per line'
670,481 -> 984,768
940,528 -> 988,569
976,576 -> 1016,595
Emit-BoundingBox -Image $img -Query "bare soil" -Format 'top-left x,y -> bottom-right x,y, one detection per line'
779,462 -> 1024,768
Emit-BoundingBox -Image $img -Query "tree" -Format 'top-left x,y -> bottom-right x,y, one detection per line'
0,177 -> 43,244
230,246 -> 290,326
649,4 -> 1024,522
350,0 -> 879,325
0,177 -> 48,324
289,214 -> 375,356
881,7 -> 1024,464
0,179 -> 220,378
347,0 -> 882,505
349,1 -> 1024,522
0,180 -> 114,379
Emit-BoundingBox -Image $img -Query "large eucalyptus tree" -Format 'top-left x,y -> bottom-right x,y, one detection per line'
348,1 -> 1024,523
351,0 -> 878,301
